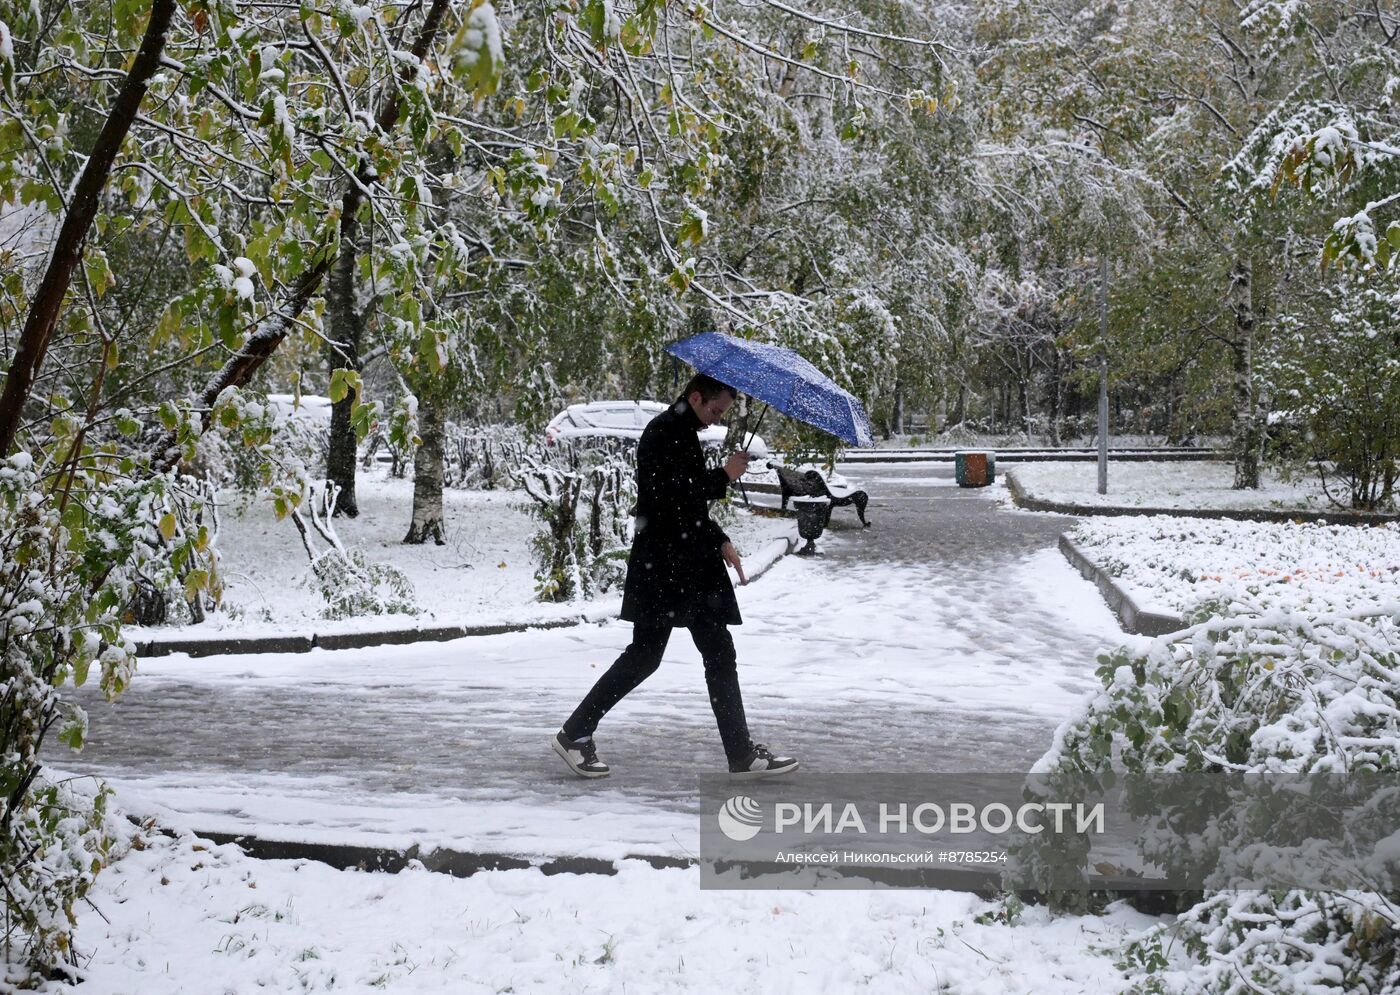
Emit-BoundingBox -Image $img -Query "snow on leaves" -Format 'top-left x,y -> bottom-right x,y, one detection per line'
450,0 -> 505,97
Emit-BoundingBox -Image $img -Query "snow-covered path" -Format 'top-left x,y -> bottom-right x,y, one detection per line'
57,465 -> 1138,860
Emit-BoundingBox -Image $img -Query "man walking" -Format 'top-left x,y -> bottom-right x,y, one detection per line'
552,374 -> 798,780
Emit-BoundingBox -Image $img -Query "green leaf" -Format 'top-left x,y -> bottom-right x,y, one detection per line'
351,401 -> 375,440
329,368 -> 361,405
184,569 -> 209,601
218,304 -> 239,348
58,714 -> 85,751
678,206 -> 706,246
450,0 -> 503,97
553,111 -> 579,138
666,260 -> 695,295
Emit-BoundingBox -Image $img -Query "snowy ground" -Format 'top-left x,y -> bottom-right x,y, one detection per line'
61,535 -> 1132,863
46,464 -> 1171,992
1007,461 -> 1345,512
61,466 -> 1136,861
135,468 -> 791,637
1068,516 -> 1400,616
68,827 -> 1161,994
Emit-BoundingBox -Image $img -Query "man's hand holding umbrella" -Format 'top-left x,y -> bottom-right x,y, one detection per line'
721,450 -> 751,585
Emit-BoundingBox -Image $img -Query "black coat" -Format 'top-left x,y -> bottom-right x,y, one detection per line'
619,397 -> 740,627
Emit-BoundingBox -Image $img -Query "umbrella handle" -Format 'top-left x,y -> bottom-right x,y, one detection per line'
734,403 -> 768,510
744,403 -> 769,452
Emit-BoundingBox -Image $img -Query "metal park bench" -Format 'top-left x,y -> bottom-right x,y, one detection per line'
771,464 -> 870,528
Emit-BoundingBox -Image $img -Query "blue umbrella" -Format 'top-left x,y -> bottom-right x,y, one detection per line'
665,332 -> 874,448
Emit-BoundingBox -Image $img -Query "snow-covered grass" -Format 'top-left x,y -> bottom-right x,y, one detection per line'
1008,460 -> 1347,512
67,825 -> 1160,994
138,467 -> 791,636
1068,516 -> 1400,615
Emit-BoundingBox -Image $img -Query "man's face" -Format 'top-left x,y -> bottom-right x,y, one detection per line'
687,391 -> 733,427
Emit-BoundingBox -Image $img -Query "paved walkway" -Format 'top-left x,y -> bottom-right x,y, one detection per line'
54,465 -> 1137,860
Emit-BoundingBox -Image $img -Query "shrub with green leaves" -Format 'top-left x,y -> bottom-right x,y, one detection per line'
308,549 -> 417,619
1010,583 -> 1400,992
0,450 -> 216,978
1263,278 -> 1400,511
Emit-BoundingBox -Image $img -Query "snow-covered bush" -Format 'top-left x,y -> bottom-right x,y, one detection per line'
512,440 -> 636,603
194,390 -> 319,500
309,548 -> 417,619
1012,581 -> 1400,992
0,451 -> 216,978
290,483 -> 417,619
1121,889 -> 1398,995
1263,278 -> 1400,511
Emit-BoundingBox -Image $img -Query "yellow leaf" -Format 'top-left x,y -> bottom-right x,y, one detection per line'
158,513 -> 176,541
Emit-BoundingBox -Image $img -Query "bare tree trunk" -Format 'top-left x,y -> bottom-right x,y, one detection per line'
325,199 -> 364,517
152,0 -> 452,471
892,377 -> 904,435
404,392 -> 445,545
0,0 -> 177,456
1228,257 -> 1262,489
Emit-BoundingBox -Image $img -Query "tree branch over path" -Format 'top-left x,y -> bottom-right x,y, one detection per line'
0,0 -> 178,456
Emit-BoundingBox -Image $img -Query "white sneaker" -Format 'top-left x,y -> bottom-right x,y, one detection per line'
729,743 -> 799,779
552,731 -> 610,778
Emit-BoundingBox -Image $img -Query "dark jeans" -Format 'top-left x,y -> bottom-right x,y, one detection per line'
562,622 -> 752,766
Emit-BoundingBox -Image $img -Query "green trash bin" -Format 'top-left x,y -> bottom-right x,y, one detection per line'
955,450 -> 996,487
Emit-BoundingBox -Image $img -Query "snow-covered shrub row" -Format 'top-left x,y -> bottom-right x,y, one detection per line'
442,421 -> 531,491
1069,516 -> 1400,615
1011,461 -> 1332,512
1013,578 -> 1400,993
511,440 -> 636,603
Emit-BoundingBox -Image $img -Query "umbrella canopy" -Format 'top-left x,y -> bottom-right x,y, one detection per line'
665,332 -> 874,448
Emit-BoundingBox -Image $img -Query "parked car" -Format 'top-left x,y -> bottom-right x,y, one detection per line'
544,400 -> 766,454
267,393 -> 332,423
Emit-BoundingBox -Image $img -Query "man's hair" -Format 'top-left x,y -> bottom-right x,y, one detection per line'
683,373 -> 738,402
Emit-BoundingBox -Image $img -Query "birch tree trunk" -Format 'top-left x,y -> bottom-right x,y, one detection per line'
325,198 -> 364,517
404,391 -> 446,545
